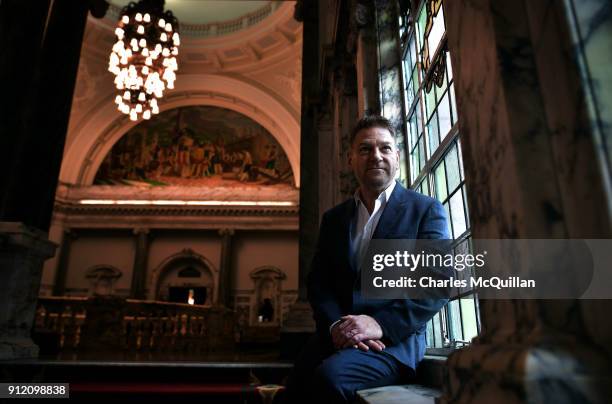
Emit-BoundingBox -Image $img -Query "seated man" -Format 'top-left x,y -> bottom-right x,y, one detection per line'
285,115 -> 450,403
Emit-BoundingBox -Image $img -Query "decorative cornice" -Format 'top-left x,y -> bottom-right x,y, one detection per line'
54,201 -> 298,217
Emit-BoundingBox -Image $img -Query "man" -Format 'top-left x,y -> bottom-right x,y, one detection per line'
285,115 -> 450,403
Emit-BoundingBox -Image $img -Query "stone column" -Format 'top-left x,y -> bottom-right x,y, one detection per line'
0,0 -> 107,359
0,223 -> 56,359
281,1 -> 319,357
52,229 -> 77,297
130,228 -> 150,300
355,0 -> 381,116
217,228 -> 235,307
439,0 -> 612,402
0,0 -> 107,232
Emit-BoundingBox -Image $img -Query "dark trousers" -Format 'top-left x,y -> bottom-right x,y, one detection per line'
284,334 -> 412,403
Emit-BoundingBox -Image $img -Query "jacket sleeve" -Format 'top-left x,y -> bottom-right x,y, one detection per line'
371,200 -> 451,345
307,211 -> 344,339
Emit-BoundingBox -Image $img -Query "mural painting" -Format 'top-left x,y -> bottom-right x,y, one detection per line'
94,106 -> 294,188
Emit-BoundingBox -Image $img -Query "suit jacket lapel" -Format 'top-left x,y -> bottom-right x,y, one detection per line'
372,182 -> 407,239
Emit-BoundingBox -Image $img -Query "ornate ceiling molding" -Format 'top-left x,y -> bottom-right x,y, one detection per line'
61,74 -> 301,187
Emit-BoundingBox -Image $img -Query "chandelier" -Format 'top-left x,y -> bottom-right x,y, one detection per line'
108,0 -> 180,121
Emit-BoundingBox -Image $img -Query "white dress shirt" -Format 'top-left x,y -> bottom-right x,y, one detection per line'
329,180 -> 396,333
351,180 -> 396,271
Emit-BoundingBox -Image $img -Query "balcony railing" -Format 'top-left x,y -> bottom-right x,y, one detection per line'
34,296 -> 235,355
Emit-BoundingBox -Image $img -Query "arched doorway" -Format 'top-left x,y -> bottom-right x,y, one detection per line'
149,248 -> 217,306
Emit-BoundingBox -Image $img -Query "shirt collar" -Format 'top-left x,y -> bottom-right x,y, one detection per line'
354,180 -> 396,208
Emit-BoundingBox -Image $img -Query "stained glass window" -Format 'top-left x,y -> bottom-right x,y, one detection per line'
398,0 -> 480,353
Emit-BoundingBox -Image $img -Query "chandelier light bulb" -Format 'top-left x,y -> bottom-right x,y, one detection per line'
144,13 -> 151,22
143,110 -> 151,120
137,25 -> 145,34
165,23 -> 172,32
122,15 -> 129,24
158,18 -> 165,28
139,38 -> 147,47
135,13 -> 142,22
160,32 -> 167,42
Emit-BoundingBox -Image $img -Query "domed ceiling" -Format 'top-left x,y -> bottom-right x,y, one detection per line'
110,0 -> 274,34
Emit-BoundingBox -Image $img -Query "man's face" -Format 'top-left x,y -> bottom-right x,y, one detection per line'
349,126 -> 400,192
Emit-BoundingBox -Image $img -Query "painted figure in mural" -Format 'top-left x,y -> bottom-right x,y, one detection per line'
190,141 -> 206,178
284,116 -> 450,403
239,151 -> 253,181
94,106 -> 295,187
178,131 -> 194,178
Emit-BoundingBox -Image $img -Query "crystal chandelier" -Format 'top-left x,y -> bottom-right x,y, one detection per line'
108,0 -> 180,121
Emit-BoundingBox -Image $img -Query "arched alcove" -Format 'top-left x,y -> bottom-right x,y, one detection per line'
249,266 -> 286,325
149,248 -> 218,306
60,75 -> 300,187
91,105 -> 295,188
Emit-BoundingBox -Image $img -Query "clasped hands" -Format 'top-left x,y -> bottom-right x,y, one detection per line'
331,314 -> 385,352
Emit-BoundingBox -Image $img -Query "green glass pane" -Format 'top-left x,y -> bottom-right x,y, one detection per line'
420,176 -> 430,196
438,90 -> 452,139
425,85 -> 437,119
412,67 -> 419,97
450,188 -> 467,238
460,297 -> 479,342
411,148 -> 418,184
427,113 -> 440,158
435,161 -> 448,202
417,4 -> 427,51
418,136 -> 425,171
409,35 -> 417,69
445,144 -> 461,192
444,201 -> 452,237
426,319 -> 435,347
410,112 -> 418,147
407,79 -> 415,110
432,312 -> 442,347
416,95 -> 424,129
403,58 -> 411,88
448,299 -> 463,341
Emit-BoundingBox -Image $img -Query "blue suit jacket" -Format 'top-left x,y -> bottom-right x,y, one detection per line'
307,181 -> 450,370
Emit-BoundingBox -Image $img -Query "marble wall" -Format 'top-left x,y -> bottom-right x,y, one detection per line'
441,0 -> 612,402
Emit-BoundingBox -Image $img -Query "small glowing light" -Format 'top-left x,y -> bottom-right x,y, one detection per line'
137,25 -> 145,34
143,13 -> 151,22
122,15 -> 129,24
135,13 -> 142,22
158,18 -> 166,28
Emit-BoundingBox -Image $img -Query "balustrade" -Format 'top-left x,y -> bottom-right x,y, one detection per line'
34,297 -> 235,355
